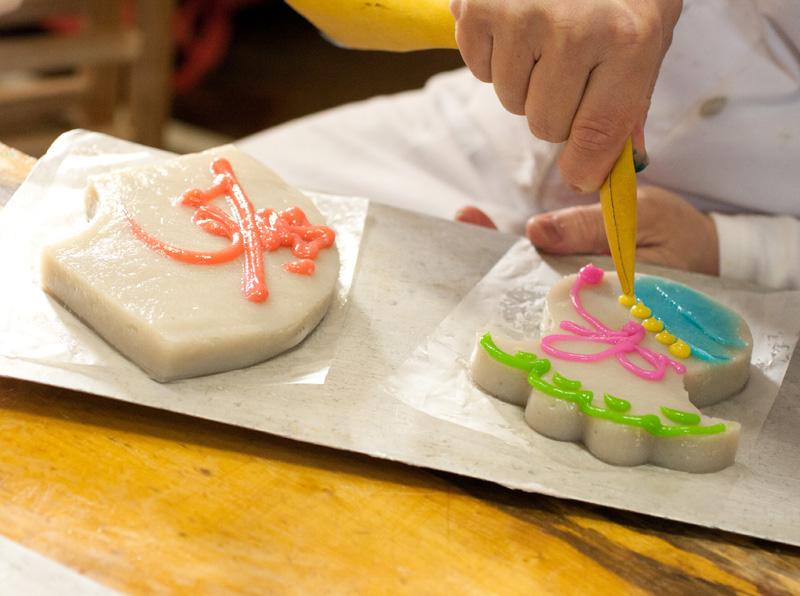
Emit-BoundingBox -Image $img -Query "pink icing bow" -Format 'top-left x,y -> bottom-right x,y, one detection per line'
539,264 -> 685,381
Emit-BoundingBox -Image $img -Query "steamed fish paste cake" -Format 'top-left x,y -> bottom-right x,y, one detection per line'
470,265 -> 753,473
41,145 -> 339,381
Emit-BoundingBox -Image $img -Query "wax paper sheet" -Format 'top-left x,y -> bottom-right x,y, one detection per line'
389,240 -> 800,543
0,535 -> 115,596
3,131 -> 800,547
0,130 -> 367,388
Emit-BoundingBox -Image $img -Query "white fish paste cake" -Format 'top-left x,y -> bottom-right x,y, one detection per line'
41,145 -> 340,381
470,265 -> 752,473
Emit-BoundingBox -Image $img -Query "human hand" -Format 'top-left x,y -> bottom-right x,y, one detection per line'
526,186 -> 720,275
450,0 -> 682,191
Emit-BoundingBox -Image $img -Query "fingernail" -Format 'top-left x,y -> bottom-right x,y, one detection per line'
530,215 -> 563,246
633,149 -> 649,173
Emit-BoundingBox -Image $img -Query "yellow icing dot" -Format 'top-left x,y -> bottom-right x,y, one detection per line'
642,317 -> 664,333
618,294 -> 636,307
656,331 -> 677,345
630,302 -> 652,319
669,340 -> 692,359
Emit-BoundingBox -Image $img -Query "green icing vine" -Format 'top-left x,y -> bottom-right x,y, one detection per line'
552,372 -> 581,391
479,333 -> 726,437
660,406 -> 701,426
604,393 -> 632,413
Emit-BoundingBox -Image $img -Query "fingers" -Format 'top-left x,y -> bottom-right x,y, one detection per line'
526,203 -> 608,255
452,0 -> 681,192
529,186 -> 721,276
490,29 -> 538,115
524,52 -> 593,143
558,55 -> 655,192
453,1 -> 544,113
527,187 -> 666,256
455,206 -> 498,229
452,1 -> 493,82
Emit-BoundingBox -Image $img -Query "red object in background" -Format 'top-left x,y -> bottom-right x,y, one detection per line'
43,0 -> 259,93
174,0 -> 261,93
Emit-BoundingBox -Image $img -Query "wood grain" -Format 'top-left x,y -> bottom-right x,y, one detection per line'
129,0 -> 174,147
0,0 -> 86,28
81,0 -> 123,129
1,379 -> 798,594
0,30 -> 141,72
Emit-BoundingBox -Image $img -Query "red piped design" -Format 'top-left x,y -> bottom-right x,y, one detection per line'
126,158 -> 335,302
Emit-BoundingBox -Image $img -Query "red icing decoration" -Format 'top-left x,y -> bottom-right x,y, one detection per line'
126,157 -> 335,302
283,259 -> 315,275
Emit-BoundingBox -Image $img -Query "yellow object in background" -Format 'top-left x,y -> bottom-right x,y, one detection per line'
599,137 -> 638,298
284,0 -> 457,51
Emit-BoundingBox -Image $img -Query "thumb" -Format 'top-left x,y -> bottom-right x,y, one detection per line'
526,204 -> 609,255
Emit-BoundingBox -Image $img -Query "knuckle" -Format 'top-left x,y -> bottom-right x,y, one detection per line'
468,61 -> 492,83
498,90 -> 526,116
454,0 -> 490,24
569,115 -> 626,154
455,31 -> 492,81
608,10 -> 662,49
550,13 -> 594,48
558,154 -> 599,193
527,116 -> 567,143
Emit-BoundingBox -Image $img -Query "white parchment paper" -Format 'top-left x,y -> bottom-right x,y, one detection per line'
389,240 -> 800,541
0,535 -> 116,596
3,131 -> 800,547
392,240 -> 800,451
0,130 -> 367,389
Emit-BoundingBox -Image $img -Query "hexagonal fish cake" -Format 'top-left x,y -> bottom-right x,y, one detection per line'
41,146 -> 339,381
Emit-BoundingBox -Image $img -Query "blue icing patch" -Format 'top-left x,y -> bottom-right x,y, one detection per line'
635,276 -> 746,362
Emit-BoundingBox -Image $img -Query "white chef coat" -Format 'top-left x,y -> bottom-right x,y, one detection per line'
239,0 -> 798,289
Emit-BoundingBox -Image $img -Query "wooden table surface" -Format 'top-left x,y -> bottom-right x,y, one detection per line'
1,143 -> 799,594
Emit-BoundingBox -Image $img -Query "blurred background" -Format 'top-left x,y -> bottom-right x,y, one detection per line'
0,0 -> 464,156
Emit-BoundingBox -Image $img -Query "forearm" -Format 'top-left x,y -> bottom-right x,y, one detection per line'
711,213 -> 800,290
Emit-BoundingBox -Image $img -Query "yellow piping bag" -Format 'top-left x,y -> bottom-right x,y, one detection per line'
284,0 -> 457,51
599,137 -> 637,298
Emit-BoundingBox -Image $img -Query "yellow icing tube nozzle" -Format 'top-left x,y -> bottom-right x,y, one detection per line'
599,136 -> 637,298
284,0 -> 457,51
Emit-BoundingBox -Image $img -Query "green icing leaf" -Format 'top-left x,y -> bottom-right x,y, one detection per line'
660,407 -> 701,426
603,393 -> 631,413
553,373 -> 581,391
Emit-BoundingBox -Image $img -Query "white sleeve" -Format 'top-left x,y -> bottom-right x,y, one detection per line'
711,212 -> 800,289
